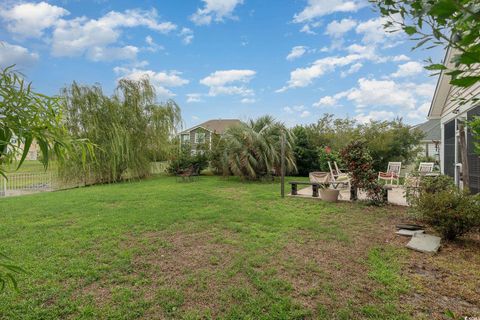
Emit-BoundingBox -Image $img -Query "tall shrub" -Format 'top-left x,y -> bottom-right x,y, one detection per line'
341,141 -> 384,205
60,78 -> 181,184
292,126 -> 318,176
408,175 -> 480,240
359,119 -> 423,172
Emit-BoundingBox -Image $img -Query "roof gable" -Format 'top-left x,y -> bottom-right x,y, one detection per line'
411,119 -> 441,141
179,119 -> 242,135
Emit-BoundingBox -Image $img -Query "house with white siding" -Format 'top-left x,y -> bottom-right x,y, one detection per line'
428,48 -> 480,194
410,119 -> 441,161
178,119 -> 241,155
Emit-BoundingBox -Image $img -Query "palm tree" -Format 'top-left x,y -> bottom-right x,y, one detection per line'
221,115 -> 296,180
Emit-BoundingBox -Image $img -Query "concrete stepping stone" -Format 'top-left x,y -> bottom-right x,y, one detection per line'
396,229 -> 424,237
406,233 -> 441,254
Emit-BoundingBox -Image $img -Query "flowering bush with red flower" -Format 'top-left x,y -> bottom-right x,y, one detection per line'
340,140 -> 385,205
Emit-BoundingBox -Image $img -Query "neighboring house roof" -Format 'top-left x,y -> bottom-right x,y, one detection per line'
411,119 -> 441,142
179,119 -> 242,135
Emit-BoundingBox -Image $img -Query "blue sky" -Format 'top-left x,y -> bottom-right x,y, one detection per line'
0,0 -> 444,128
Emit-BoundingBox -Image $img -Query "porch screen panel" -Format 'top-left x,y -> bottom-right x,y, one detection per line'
467,105 -> 480,194
443,120 -> 455,178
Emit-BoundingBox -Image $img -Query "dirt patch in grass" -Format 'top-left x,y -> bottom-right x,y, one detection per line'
131,228 -> 249,317
70,227 -> 247,318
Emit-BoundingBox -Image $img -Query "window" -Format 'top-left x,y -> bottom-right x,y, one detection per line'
181,134 -> 190,143
195,132 -> 206,144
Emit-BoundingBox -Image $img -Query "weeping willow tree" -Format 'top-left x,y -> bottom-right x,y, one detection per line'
60,77 -> 181,184
220,115 -> 296,180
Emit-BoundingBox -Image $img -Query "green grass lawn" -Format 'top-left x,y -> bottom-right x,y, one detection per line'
0,176 -> 479,319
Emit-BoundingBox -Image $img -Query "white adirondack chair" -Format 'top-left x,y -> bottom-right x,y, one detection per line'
405,162 -> 435,187
328,162 -> 351,197
417,162 -> 435,175
378,162 -> 402,186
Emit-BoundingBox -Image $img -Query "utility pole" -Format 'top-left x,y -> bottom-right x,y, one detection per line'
281,132 -> 285,198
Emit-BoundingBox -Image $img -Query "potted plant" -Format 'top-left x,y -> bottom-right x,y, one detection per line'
319,183 -> 340,202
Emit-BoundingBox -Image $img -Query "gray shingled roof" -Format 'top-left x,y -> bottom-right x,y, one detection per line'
180,119 -> 242,135
410,119 -> 441,141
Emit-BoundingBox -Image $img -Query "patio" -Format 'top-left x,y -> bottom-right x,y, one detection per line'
290,185 -> 408,206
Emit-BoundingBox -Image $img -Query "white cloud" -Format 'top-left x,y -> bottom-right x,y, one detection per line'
300,24 -> 316,35
300,110 -> 311,118
144,35 -> 164,52
186,93 -> 203,103
87,46 -> 139,61
0,1 -> 69,38
355,111 -> 395,124
293,0 -> 366,23
191,0 -> 244,25
391,61 -> 424,78
200,69 -> 255,87
0,42 -> 39,67
277,54 -> 365,91
412,83 -> 436,98
341,62 -> 362,77
407,102 -> 431,120
145,35 -> 154,46
286,46 -> 308,61
51,9 -> 176,60
344,78 -> 417,109
179,27 -> 194,44
325,18 -> 357,38
278,40 -> 397,92
284,105 -> 305,112
284,105 -> 309,118
1,3 -> 192,61
114,67 -> 189,98
392,54 -> 410,62
313,96 -> 337,107
319,77 -> 436,122
355,16 -> 400,44
241,98 -> 256,104
200,69 -> 256,97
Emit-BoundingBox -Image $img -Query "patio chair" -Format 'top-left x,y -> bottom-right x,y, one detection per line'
416,162 -> 435,175
328,162 -> 351,198
404,162 -> 435,188
176,166 -> 195,182
378,162 -> 402,186
309,171 -> 331,184
334,162 -> 344,177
